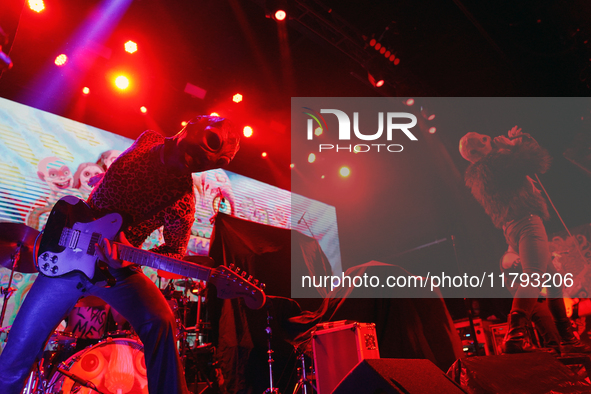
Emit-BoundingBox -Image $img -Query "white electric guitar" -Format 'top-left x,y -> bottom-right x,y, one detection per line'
36,196 -> 266,309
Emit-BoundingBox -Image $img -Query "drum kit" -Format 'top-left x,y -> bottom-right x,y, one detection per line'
0,223 -> 218,394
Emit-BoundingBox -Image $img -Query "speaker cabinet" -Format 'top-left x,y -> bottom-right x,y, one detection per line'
312,321 -> 380,394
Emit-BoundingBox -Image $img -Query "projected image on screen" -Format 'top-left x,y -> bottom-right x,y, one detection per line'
0,97 -> 341,327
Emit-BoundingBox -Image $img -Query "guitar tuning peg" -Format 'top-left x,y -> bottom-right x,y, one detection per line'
229,263 -> 235,270
241,271 -> 247,278
253,279 -> 259,286
260,283 -> 266,290
247,275 -> 253,282
235,267 -> 241,273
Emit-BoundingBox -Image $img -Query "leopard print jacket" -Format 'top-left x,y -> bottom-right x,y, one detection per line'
88,130 -> 195,260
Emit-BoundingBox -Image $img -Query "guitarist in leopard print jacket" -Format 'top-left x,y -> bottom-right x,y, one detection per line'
0,116 -> 240,394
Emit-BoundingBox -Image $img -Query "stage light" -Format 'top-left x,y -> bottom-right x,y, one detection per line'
420,106 -> 436,121
384,50 -> 391,58
124,40 -> 137,54
379,47 -> 386,55
394,58 -> 400,65
405,98 -> 415,106
210,112 -> 219,117
389,54 -> 396,62
54,54 -> 68,66
261,152 -> 268,158
308,153 -> 316,163
82,87 -> 90,95
274,10 -> 287,21
369,38 -> 376,47
339,166 -> 350,177
374,43 -> 382,50
181,121 -> 188,127
114,75 -> 129,90
28,0 -> 44,12
243,126 -> 253,138
290,164 -> 295,169
429,127 -> 437,134
233,93 -> 243,103
314,126 -> 323,136
365,56 -> 386,88
266,0 -> 288,21
140,106 -> 147,113
367,72 -> 385,88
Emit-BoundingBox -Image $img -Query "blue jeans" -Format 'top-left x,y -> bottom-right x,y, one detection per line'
504,214 -> 562,315
0,268 -> 188,394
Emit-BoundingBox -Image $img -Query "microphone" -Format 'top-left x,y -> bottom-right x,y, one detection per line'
297,212 -> 306,224
0,25 -> 12,71
0,50 -> 12,71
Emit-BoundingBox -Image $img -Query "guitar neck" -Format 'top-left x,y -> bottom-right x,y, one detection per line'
116,243 -> 212,281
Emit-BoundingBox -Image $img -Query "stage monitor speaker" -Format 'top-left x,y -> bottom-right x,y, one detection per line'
448,352 -> 591,393
332,358 -> 465,394
312,321 -> 380,394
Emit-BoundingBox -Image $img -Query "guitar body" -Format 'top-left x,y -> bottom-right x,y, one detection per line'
37,196 -> 123,280
37,196 -> 266,309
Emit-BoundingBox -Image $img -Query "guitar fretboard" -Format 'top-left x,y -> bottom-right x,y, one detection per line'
117,244 -> 212,281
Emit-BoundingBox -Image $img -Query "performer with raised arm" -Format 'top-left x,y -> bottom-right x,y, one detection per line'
460,126 -> 589,354
0,115 -> 240,394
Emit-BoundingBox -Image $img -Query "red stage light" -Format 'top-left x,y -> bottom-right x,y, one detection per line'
339,166 -> 350,177
28,0 -> 44,12
140,106 -> 147,113
384,50 -> 391,58
394,58 -> 400,65
233,93 -> 243,103
181,121 -> 188,127
429,127 -> 437,134
379,47 -> 386,54
374,43 -> 382,50
82,87 -> 90,95
369,39 -> 376,47
389,54 -> 396,62
114,75 -> 129,90
243,126 -> 253,138
274,10 -> 287,21
124,40 -> 138,54
261,152 -> 268,158
54,54 -> 68,66
428,114 -> 436,121
375,80 -> 385,87
405,98 -> 415,106
308,153 -> 316,163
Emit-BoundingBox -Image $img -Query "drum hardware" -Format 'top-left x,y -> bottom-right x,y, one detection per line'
46,337 -> 148,394
292,351 -> 316,394
0,223 -> 40,327
55,366 -> 106,394
264,305 -> 280,394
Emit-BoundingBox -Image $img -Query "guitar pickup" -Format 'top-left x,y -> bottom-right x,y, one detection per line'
68,230 -> 80,249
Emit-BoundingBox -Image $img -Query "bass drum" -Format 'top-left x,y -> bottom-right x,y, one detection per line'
47,337 -> 148,394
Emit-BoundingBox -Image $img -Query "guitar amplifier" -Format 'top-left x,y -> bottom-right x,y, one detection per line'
312,321 -> 380,394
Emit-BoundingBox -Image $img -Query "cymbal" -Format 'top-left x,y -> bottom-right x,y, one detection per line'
0,222 -> 39,273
